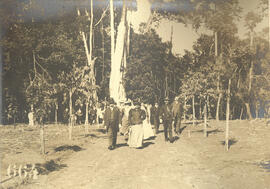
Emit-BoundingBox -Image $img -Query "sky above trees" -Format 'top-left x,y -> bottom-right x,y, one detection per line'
1,0 -> 268,56
156,0 -> 268,55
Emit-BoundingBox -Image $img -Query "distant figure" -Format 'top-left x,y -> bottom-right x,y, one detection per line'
89,107 -> 97,125
150,102 -> 160,134
172,96 -> 182,135
97,102 -> 105,124
70,114 -> 76,126
104,98 -> 120,150
76,108 -> 83,125
28,112 -> 34,126
128,101 -> 146,148
28,105 -> 34,126
160,97 -> 174,143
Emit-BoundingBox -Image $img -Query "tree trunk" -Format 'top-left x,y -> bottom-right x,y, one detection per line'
184,95 -> 187,122
249,62 -> 253,93
89,0 -> 93,60
232,105 -> 235,120
199,98 -> 202,120
207,95 -> 210,119
110,0 -> 115,61
245,103 -> 252,120
215,31 -> 218,57
256,102 -> 259,119
215,72 -> 222,121
109,0 -> 127,104
240,106 -> 243,120
85,98 -> 89,135
225,79 -> 231,151
165,73 -> 168,98
69,90 -> 73,140
55,102 -> 58,124
192,95 -> 195,126
101,20 -> 105,83
40,125 -> 45,155
85,99 -> 89,125
214,28 -> 221,121
204,103 -> 207,137
78,3 -> 98,106
269,0 -> 270,48
13,116 -> 16,129
89,0 -> 98,104
216,93 -> 222,121
247,29 -> 254,121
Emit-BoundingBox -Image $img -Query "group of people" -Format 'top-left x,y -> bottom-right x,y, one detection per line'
103,96 -> 183,150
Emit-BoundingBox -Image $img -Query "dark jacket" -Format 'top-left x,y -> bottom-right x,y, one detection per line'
128,108 -> 146,126
104,106 -> 120,132
150,106 -> 160,125
160,104 -> 173,122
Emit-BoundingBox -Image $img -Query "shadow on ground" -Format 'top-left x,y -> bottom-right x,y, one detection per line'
184,121 -> 204,125
142,142 -> 155,148
115,143 -> 128,148
173,136 -> 180,142
221,138 -> 238,148
54,145 -> 84,152
208,129 -> 223,135
157,130 -> 164,134
179,126 -> 187,134
96,129 -> 107,134
144,136 -> 156,141
82,133 -> 107,139
193,129 -> 223,136
36,160 -> 67,175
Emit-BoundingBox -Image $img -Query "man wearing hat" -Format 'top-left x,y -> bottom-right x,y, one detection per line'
104,98 -> 120,150
172,96 -> 182,135
160,97 -> 174,143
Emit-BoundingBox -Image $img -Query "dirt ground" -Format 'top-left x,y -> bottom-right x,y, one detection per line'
1,120 -> 270,189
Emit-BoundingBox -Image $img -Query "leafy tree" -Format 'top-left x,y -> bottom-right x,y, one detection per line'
124,29 -> 171,104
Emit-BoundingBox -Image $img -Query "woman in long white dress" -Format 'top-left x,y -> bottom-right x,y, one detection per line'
128,102 -> 145,148
141,103 -> 155,140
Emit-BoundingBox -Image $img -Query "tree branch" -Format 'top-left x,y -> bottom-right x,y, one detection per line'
94,4 -> 109,27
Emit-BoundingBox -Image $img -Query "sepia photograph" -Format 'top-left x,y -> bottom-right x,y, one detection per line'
0,0 -> 270,188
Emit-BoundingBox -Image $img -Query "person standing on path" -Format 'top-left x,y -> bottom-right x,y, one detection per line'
104,98 -> 120,150
160,97 -> 174,143
172,96 -> 182,135
128,101 -> 146,148
150,102 -> 160,135
120,101 -> 132,141
141,103 -> 155,140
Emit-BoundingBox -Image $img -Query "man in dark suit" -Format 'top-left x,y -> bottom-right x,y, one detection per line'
104,98 -> 120,150
160,97 -> 174,143
172,96 -> 182,135
150,102 -> 160,134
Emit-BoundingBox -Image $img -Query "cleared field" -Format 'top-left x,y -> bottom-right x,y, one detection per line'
1,120 -> 270,189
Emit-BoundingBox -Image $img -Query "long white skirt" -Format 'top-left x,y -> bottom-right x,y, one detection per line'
143,120 -> 155,140
128,124 -> 144,148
